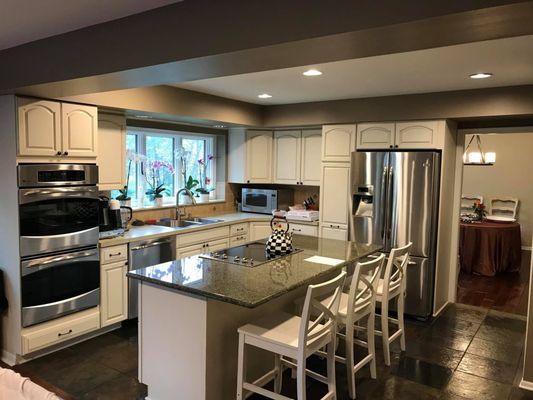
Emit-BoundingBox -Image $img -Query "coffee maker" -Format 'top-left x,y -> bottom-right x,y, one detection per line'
99,196 -> 132,232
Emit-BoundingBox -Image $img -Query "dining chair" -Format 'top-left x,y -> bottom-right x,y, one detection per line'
488,197 -> 519,219
236,271 -> 346,400
460,194 -> 483,216
373,243 -> 412,366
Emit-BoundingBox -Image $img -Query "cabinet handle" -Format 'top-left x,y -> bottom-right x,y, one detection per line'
293,229 -> 302,232
389,145 -> 393,149
109,252 -> 122,257
246,180 -> 250,183
56,151 -> 62,156
394,145 -> 399,148
63,151 -> 69,156
58,329 -> 73,337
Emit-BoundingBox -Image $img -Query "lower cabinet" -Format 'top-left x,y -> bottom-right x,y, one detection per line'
249,221 -> 272,241
320,224 -> 348,241
230,234 -> 248,247
288,223 -> 318,237
100,260 -> 128,327
21,307 -> 100,355
177,238 -> 230,258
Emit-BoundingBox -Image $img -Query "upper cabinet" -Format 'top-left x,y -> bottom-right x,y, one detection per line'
355,121 -> 443,150
273,129 -> 322,185
321,125 -> 356,162
395,121 -> 441,149
97,114 -> 126,190
17,98 -> 98,159
61,103 -> 98,157
17,99 -> 61,157
246,130 -> 273,183
357,123 -> 395,149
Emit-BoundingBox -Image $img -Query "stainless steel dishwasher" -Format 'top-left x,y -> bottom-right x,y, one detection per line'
128,236 -> 176,319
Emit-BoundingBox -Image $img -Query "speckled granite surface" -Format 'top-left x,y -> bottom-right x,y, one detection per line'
127,235 -> 381,308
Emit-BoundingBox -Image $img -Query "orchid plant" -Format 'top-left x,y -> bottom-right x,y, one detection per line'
143,159 -> 175,200
116,150 -> 142,201
196,154 -> 214,195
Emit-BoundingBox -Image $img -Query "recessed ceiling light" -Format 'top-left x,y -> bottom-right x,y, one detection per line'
469,72 -> 493,79
303,69 -> 323,76
258,93 -> 272,99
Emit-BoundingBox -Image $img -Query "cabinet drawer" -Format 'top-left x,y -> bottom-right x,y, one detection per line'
101,244 -> 128,264
289,223 -> 318,237
21,307 -> 100,355
230,223 -> 248,237
230,234 -> 248,247
178,226 -> 230,247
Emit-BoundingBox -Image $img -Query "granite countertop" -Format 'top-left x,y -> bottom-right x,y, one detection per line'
99,212 -> 318,247
127,235 -> 381,308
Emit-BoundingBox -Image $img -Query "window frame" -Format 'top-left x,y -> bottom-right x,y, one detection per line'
122,127 -> 217,206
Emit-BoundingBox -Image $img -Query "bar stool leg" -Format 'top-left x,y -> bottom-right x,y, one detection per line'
381,300 -> 391,366
296,355 -> 307,400
274,354 -> 282,393
236,333 -> 246,400
345,324 -> 356,399
326,336 -> 337,400
367,311 -> 377,379
398,293 -> 406,351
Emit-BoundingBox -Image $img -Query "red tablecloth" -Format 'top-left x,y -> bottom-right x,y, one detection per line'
459,221 -> 522,276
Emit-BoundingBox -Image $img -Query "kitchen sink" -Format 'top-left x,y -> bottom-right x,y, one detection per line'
154,217 -> 224,228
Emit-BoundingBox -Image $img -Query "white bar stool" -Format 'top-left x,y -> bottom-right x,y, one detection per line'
326,254 -> 385,399
236,271 -> 346,400
373,242 -> 412,366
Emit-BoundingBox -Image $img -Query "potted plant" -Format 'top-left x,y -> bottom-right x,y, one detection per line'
180,175 -> 199,205
116,186 -> 131,207
196,155 -> 214,202
143,159 -> 174,207
115,150 -> 140,206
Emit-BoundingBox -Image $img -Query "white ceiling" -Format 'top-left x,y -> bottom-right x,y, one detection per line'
0,0 -> 180,50
173,35 -> 533,105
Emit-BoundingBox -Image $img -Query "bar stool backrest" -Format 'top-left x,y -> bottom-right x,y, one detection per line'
383,243 -> 412,294
299,271 -> 346,348
348,254 -> 385,318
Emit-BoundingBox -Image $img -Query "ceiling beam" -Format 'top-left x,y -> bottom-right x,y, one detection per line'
1,0 -> 531,98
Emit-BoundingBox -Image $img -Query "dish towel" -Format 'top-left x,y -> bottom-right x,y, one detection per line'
0,368 -> 61,400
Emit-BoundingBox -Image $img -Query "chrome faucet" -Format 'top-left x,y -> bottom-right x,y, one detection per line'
176,188 -> 197,222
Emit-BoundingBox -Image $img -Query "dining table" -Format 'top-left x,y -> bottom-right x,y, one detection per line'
459,220 -> 522,276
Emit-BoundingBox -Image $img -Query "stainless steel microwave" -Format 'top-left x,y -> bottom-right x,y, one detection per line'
241,188 -> 293,214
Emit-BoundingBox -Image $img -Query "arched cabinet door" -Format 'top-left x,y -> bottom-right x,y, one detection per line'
17,99 -> 61,156
245,130 -> 273,183
61,103 -> 98,157
395,121 -> 440,149
357,123 -> 395,149
321,124 -> 356,162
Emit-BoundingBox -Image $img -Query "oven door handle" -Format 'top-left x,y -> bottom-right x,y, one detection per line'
19,186 -> 98,204
22,249 -> 99,276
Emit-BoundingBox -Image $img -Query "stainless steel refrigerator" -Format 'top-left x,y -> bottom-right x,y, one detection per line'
350,151 -> 440,319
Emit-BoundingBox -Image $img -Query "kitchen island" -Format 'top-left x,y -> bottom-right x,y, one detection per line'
128,235 -> 380,400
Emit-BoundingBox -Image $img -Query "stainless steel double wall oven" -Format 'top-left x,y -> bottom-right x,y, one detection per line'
18,164 -> 100,327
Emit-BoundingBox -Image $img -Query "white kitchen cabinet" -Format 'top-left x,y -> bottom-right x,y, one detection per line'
289,223 -> 318,237
320,224 -> 348,241
300,129 -> 322,185
273,130 -> 301,185
207,238 -> 230,252
230,234 -> 248,247
97,114 -> 126,190
61,103 -> 98,157
319,163 -> 350,229
321,125 -> 356,162
249,221 -> 272,241
246,130 -> 273,183
177,243 -> 205,258
100,260 -> 128,327
357,123 -> 395,149
17,98 -> 62,157
395,121 -> 440,149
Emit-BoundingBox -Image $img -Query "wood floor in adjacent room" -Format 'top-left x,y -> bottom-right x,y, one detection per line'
457,250 -> 531,316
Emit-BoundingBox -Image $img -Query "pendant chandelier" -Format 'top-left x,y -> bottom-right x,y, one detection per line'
463,134 -> 496,166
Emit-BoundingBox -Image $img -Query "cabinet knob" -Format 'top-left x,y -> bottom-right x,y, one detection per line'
389,145 -> 393,149
63,151 -> 69,156
394,145 -> 399,148
56,151 -> 62,156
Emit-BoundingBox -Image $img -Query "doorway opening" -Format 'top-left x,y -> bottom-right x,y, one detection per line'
456,130 -> 532,316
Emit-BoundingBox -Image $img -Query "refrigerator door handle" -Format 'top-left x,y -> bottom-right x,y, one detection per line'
380,165 -> 388,240
387,165 -> 395,241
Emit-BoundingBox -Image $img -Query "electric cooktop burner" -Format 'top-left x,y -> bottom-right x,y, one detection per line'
199,240 -> 302,267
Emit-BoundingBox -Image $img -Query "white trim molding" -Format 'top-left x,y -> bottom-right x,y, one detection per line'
522,246 -> 532,251
519,379 -> 533,392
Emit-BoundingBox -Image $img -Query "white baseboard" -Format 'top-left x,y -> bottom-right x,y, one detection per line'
1,349 -> 17,366
519,379 -> 533,391
522,246 -> 532,251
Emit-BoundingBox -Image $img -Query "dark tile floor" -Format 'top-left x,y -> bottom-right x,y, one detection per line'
7,304 -> 530,400
457,250 -> 531,316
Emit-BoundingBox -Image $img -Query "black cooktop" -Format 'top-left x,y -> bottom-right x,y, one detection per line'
199,240 -> 302,267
